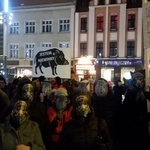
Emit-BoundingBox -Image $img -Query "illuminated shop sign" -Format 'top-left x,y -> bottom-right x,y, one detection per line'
101,60 -> 142,66
76,57 -> 96,74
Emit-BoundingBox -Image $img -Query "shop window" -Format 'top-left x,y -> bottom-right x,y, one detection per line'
81,17 -> 87,32
80,43 -> 87,56
127,41 -> 135,57
110,15 -> 118,31
128,14 -> 135,30
96,16 -> 104,32
96,42 -> 103,58
109,42 -> 117,57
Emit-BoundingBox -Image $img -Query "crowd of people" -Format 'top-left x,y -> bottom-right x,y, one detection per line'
0,69 -> 149,150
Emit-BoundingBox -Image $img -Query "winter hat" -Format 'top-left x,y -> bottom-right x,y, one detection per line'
17,77 -> 33,92
54,88 -> 68,96
0,75 -> 6,84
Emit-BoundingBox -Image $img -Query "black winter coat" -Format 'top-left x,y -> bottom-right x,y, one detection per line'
59,117 -> 112,150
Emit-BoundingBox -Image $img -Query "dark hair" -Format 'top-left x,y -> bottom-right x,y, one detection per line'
55,76 -> 61,86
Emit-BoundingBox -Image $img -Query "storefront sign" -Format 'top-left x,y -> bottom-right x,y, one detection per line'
101,60 -> 142,66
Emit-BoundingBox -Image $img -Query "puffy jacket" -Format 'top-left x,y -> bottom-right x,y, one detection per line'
47,105 -> 73,142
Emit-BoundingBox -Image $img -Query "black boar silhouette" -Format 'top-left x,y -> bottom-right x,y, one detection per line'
34,48 -> 69,76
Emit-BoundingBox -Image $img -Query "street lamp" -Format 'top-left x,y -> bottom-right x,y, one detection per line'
0,0 -> 13,80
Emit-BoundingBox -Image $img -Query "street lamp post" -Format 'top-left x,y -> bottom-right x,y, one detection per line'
0,0 -> 13,80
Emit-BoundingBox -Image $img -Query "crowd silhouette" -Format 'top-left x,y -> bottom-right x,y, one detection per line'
0,69 -> 149,150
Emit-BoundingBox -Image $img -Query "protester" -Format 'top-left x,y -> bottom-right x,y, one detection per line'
59,94 -> 112,150
91,78 -> 119,150
0,100 -> 45,150
47,88 -> 73,150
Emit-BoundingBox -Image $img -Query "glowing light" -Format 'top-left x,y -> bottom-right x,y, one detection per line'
123,72 -> 131,79
4,0 -> 8,13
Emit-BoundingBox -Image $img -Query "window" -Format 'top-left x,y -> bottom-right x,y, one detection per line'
25,43 -> 35,58
128,14 -> 135,30
98,0 -> 104,5
81,17 -> 87,32
25,21 -> 35,33
58,42 -> 70,48
96,16 -> 104,31
131,0 -> 138,3
110,0 -> 116,4
41,42 -> 52,48
96,42 -> 103,57
80,43 -> 87,56
127,41 -> 135,57
42,20 -> 52,33
59,19 -> 70,32
109,42 -> 117,57
10,22 -> 19,34
9,44 -> 19,58
110,15 -> 118,31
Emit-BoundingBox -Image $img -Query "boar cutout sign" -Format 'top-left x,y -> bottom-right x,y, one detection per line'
33,48 -> 70,78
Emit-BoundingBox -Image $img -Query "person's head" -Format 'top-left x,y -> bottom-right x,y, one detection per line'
71,70 -> 76,79
73,94 -> 92,123
17,77 -> 34,103
54,88 -> 69,118
0,76 -> 6,89
11,100 -> 29,125
55,76 -> 61,86
50,78 -> 56,86
94,78 -> 109,97
131,71 -> 144,89
115,80 -> 122,86
54,88 -> 69,110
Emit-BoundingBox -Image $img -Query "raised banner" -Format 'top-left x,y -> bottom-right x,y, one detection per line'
32,47 -> 71,78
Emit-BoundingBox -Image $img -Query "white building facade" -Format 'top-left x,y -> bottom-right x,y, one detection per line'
6,2 -> 75,77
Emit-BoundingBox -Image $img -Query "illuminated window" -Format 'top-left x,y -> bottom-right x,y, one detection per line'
25,21 -> 35,33
127,41 -> 135,57
42,20 -> 52,33
25,43 -> 35,58
96,42 -> 103,58
9,44 -> 19,58
81,17 -> 87,32
10,22 -> 19,34
80,43 -> 87,56
110,42 -> 117,57
128,14 -> 135,30
59,19 -> 70,32
96,16 -> 103,32
110,15 -> 118,31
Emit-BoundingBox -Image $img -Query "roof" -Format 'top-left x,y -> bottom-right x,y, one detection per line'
9,0 -> 75,7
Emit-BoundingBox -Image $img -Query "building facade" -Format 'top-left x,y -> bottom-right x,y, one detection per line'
74,0 -> 143,82
6,0 -> 75,77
